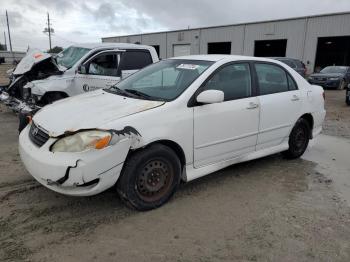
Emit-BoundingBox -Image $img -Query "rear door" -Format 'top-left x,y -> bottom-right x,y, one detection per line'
193,62 -> 260,168
254,62 -> 302,150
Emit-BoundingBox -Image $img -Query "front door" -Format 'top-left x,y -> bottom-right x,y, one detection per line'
193,63 -> 260,168
74,51 -> 120,95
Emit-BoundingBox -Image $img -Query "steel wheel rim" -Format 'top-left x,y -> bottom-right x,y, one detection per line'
136,159 -> 174,202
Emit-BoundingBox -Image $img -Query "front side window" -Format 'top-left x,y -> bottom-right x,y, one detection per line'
109,59 -> 213,101
255,63 -> 289,95
202,63 -> 252,101
56,46 -> 91,69
86,53 -> 118,77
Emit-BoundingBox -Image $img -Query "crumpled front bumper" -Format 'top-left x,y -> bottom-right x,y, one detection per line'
19,125 -> 131,196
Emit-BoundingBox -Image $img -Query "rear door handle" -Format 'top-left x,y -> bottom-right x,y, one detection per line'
247,102 -> 259,109
291,95 -> 300,101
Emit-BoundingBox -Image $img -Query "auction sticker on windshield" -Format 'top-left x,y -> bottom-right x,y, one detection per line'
177,64 -> 199,70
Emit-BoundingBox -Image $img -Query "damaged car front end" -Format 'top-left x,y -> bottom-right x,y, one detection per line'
18,89 -> 164,196
19,123 -> 140,196
0,48 -> 65,112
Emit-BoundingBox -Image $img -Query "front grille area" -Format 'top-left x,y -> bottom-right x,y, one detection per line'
29,122 -> 50,147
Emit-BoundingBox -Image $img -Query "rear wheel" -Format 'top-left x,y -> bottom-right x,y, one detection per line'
346,95 -> 350,106
283,118 -> 310,159
117,144 -> 181,211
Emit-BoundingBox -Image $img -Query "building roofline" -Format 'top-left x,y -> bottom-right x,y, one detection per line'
102,11 -> 350,40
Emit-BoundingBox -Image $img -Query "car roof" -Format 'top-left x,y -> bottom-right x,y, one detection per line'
70,42 -> 154,51
270,57 -> 301,61
169,54 -> 283,63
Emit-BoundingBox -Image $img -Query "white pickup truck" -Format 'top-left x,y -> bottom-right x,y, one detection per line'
24,43 -> 158,108
0,43 -> 159,114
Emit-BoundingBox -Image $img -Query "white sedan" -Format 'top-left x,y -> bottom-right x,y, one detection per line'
19,55 -> 326,210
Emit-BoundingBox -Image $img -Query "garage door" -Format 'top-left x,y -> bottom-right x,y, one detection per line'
173,44 -> 191,57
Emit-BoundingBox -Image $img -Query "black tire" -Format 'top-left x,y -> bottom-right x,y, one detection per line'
282,118 -> 310,159
346,95 -> 350,106
43,92 -> 66,104
117,144 -> 181,211
18,112 -> 31,134
338,79 -> 346,90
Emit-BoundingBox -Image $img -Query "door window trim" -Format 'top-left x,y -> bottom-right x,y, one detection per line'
252,61 -> 299,97
188,61 -> 257,107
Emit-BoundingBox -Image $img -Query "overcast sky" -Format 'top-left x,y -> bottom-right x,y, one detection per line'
1,0 -> 350,51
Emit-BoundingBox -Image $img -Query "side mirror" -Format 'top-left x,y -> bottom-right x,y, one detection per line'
196,90 -> 224,104
78,64 -> 87,74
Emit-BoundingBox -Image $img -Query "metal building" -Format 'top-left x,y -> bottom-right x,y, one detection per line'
102,12 -> 350,73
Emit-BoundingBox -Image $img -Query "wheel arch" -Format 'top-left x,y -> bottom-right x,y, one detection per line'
144,140 -> 186,169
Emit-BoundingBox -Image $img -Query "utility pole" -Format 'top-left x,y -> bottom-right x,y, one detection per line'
3,31 -> 7,50
6,10 -> 14,62
43,12 -> 54,51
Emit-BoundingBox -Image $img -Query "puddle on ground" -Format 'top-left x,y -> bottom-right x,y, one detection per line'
303,134 -> 350,206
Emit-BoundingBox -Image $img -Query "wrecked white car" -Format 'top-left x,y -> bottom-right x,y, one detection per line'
19,55 -> 326,210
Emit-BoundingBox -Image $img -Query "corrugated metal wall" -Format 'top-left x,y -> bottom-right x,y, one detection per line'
102,12 -> 350,71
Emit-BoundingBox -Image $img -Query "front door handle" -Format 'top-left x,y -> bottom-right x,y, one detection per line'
291,95 -> 300,101
247,102 -> 259,110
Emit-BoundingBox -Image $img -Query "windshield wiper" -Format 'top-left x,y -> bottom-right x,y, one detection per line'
105,86 -> 133,97
124,89 -> 154,99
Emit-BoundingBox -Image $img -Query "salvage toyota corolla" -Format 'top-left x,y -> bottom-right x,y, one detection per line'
19,55 -> 326,210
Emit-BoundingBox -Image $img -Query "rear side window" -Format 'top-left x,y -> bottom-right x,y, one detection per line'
287,75 -> 298,90
255,63 -> 289,95
119,50 -> 153,71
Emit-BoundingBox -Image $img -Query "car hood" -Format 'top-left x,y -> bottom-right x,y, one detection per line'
310,73 -> 344,78
33,89 -> 165,137
13,48 -> 64,75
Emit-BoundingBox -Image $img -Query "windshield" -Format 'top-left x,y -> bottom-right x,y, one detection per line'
56,46 -> 91,69
109,59 -> 214,101
320,66 -> 347,74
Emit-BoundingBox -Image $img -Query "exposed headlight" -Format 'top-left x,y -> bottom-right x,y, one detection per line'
329,77 -> 340,81
51,130 -> 113,153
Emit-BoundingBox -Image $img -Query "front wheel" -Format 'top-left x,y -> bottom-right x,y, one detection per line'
346,95 -> 350,106
282,118 -> 310,159
117,144 -> 181,211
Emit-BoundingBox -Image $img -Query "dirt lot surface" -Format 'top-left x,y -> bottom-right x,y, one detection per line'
0,64 -> 12,86
1,83 -> 350,261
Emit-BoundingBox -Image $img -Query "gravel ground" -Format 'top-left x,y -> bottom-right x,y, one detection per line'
0,68 -> 350,261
